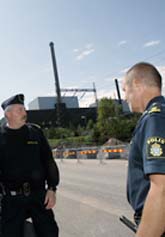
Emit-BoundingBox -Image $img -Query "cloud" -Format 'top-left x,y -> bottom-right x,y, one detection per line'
97,88 -> 116,99
73,48 -> 79,53
79,88 -> 115,107
143,40 -> 160,48
76,48 -> 95,60
118,40 -> 127,47
73,44 -> 95,61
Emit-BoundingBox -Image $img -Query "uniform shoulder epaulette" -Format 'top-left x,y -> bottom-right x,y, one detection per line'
148,103 -> 161,114
27,123 -> 41,129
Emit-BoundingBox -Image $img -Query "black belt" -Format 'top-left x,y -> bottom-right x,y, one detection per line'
2,182 -> 32,197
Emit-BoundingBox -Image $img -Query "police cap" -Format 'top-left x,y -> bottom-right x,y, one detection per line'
1,94 -> 25,110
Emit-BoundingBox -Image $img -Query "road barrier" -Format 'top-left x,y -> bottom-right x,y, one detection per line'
53,144 -> 129,160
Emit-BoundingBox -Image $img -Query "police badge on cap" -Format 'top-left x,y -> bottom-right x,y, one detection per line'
1,94 -> 25,110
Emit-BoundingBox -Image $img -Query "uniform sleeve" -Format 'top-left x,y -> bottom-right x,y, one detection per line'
142,114 -> 165,175
37,128 -> 60,190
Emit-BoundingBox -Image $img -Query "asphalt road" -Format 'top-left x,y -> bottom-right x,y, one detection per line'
54,159 -> 135,237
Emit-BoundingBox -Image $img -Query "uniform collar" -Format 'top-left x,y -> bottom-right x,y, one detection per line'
145,96 -> 165,111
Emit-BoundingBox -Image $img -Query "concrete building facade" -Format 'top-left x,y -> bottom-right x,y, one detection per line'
28,96 -> 79,110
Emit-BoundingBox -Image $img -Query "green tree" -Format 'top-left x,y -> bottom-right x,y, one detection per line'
94,98 -> 139,144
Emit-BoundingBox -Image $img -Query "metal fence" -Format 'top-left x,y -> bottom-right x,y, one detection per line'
52,144 -> 129,160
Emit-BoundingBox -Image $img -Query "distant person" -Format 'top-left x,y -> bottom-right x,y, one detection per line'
0,94 -> 60,237
122,62 -> 165,236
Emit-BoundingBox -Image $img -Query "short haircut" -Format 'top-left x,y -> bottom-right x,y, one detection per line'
126,62 -> 162,90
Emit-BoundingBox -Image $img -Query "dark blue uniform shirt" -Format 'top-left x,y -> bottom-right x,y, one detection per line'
0,123 -> 59,190
127,96 -> 165,214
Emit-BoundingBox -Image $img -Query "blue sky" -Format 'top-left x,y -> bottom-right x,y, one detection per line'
0,0 -> 165,117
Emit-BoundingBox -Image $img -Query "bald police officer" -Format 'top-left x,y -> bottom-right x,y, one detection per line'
0,94 -> 59,237
122,62 -> 165,237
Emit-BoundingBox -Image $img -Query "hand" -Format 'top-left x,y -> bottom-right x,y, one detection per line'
44,189 -> 56,209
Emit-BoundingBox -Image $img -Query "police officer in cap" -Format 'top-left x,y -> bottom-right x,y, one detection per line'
122,62 -> 165,237
0,94 -> 60,237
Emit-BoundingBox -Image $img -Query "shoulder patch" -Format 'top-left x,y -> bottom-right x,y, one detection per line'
146,137 -> 165,159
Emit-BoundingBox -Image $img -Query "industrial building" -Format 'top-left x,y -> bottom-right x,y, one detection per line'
26,95 -> 97,128
26,43 -> 129,128
28,96 -> 79,110
27,106 -> 97,128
